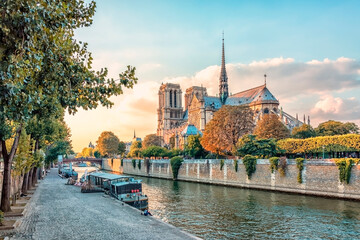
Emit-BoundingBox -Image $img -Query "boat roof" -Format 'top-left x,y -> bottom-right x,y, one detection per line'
89,172 -> 131,180
111,181 -> 141,186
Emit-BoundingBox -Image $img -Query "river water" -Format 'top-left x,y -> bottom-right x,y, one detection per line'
133,176 -> 360,239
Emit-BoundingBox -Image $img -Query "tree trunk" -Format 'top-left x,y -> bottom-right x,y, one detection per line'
0,126 -> 22,212
28,167 -> 33,189
32,167 -> 38,186
22,171 -> 29,194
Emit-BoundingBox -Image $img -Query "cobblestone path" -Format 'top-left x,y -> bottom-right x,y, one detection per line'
10,169 -> 199,240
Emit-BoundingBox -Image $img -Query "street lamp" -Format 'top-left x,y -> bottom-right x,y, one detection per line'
322,145 -> 325,159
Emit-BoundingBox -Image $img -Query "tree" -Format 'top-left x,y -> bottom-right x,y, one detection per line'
142,134 -> 162,148
81,147 -> 94,158
184,135 -> 206,158
118,141 -> 126,156
96,131 -> 120,157
201,105 -> 254,155
291,124 -> 316,139
93,150 -> 101,158
254,114 -> 290,140
236,134 -> 283,158
142,146 -> 168,158
315,120 -> 359,136
0,0 -> 137,212
128,141 -> 142,158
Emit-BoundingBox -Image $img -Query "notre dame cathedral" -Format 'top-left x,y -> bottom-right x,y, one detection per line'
157,37 -> 306,147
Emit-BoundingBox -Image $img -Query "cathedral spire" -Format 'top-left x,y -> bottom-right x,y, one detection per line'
219,32 -> 229,104
133,129 -> 136,138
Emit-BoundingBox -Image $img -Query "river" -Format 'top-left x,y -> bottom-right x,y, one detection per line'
132,176 -> 360,239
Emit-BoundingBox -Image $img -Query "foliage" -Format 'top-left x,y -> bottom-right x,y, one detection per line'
81,147 -> 94,158
143,134 -> 162,148
118,141 -> 126,156
335,158 -> 356,184
234,159 -> 238,172
220,159 -> 224,170
121,159 -> 123,167
132,159 -> 136,169
96,131 -> 120,157
296,158 -> 305,183
45,140 -> 73,164
170,156 -> 183,180
315,120 -> 359,136
93,150 -> 101,158
168,149 -> 183,158
236,134 -> 283,158
278,134 -> 360,155
184,135 -> 206,158
13,129 -> 33,176
141,146 -> 168,158
201,105 -> 255,155
128,141 -> 142,158
278,157 -> 287,177
242,155 -> 257,179
291,124 -> 316,139
269,157 -> 279,173
138,160 -> 141,170
254,114 -> 290,140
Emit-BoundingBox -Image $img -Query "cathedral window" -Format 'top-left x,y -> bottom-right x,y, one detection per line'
264,108 -> 269,114
169,90 -> 173,107
174,90 -> 177,107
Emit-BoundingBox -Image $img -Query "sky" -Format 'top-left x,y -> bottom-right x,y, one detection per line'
65,0 -> 360,152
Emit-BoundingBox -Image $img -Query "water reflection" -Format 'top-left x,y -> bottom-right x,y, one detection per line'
137,176 -> 360,239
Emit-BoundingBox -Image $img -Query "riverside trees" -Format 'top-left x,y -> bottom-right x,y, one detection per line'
0,0 -> 137,212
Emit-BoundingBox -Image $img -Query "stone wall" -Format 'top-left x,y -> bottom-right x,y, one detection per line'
102,158 -> 360,200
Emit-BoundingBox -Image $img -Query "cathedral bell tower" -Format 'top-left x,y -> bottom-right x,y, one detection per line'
219,33 -> 229,104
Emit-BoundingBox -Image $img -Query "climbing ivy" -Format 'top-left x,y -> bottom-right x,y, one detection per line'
220,159 -> 224,170
132,159 -> 136,169
138,160 -> 141,170
234,159 -> 238,172
296,158 -> 305,183
269,157 -> 279,173
335,158 -> 356,184
170,156 -> 183,180
243,155 -> 257,179
278,157 -> 287,177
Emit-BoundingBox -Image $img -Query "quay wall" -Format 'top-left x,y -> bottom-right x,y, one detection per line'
102,158 -> 360,200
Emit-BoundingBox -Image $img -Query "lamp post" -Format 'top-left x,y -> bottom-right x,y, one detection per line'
322,145 -> 325,159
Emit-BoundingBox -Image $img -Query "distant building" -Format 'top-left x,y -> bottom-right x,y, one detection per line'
125,130 -> 142,154
88,142 -> 95,149
157,36 -> 306,147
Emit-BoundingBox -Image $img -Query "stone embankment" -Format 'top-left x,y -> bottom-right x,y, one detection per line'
6,169 -> 199,240
103,158 -> 360,200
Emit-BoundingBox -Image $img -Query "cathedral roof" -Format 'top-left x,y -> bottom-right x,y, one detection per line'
181,124 -> 202,136
229,84 -> 278,104
203,96 -> 223,109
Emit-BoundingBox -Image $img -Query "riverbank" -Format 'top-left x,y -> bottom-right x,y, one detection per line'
103,158 -> 360,201
6,169 -> 200,240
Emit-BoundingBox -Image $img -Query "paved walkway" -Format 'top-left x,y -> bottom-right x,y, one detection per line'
9,169 -> 199,240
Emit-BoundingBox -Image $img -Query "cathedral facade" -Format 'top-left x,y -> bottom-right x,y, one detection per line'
157,38 -> 305,147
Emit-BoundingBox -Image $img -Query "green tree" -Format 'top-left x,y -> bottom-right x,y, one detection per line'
118,141 -> 126,156
201,106 -> 255,155
0,0 -> 137,212
254,114 -> 290,140
128,141 -> 142,158
184,135 -> 206,158
315,120 -> 359,136
291,124 -> 316,139
142,134 -> 162,148
142,146 -> 168,158
96,131 -> 120,157
93,150 -> 101,158
236,134 -> 283,158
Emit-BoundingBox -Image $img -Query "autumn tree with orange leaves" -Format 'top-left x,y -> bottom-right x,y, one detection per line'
254,114 -> 290,140
201,105 -> 255,155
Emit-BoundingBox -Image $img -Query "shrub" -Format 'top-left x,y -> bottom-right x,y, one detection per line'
278,157 -> 287,177
220,159 -> 224,170
170,156 -> 184,180
138,160 -> 141,170
243,155 -> 257,179
296,158 -> 305,183
132,159 -> 136,169
335,158 -> 355,184
269,157 -> 279,173
121,159 -> 123,167
234,159 -> 238,172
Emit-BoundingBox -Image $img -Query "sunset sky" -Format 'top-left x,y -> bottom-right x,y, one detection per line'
65,0 -> 360,152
